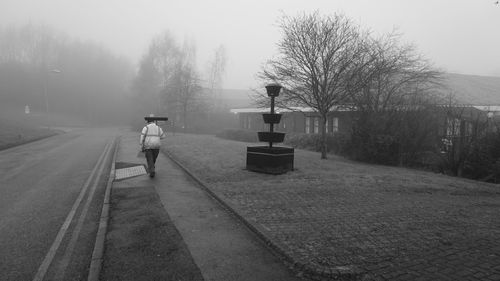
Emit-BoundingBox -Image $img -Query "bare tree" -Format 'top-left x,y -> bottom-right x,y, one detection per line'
0,24 -> 59,67
347,32 -> 444,165
133,32 -> 207,132
349,32 -> 442,112
166,39 -> 202,132
206,45 -> 227,111
437,101 -> 492,177
0,24 -> 133,125
132,54 -> 161,111
132,31 -> 179,116
259,12 -> 370,159
151,32 -> 181,115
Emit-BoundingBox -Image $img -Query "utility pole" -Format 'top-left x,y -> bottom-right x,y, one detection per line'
43,69 -> 61,130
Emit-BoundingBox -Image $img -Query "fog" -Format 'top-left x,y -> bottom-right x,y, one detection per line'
1,0 -> 499,128
3,0 -> 500,87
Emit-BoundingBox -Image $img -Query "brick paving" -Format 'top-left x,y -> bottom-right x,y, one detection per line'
163,135 -> 500,280
201,178 -> 500,280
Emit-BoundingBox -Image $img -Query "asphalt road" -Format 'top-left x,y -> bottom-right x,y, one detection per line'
0,128 -> 117,281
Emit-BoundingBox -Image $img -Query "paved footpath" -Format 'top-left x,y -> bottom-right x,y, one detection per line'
108,132 -> 303,281
106,131 -> 500,281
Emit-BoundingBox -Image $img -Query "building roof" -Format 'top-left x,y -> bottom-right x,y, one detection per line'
472,105 -> 500,112
230,105 -> 353,114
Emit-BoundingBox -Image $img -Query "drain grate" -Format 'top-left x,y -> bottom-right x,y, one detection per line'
115,165 -> 147,180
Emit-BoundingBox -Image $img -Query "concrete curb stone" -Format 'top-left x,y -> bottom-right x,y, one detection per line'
164,149 -> 365,281
87,136 -> 119,281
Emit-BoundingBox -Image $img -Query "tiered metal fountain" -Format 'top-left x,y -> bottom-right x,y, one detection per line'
246,83 -> 294,174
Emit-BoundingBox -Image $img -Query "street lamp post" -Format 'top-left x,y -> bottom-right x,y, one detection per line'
43,69 -> 61,130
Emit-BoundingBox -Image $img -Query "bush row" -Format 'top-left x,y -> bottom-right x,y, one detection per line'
215,128 -> 500,183
216,129 -> 351,153
215,129 -> 258,143
462,132 -> 500,182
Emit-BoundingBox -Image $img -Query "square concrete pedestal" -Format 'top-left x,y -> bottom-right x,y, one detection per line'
246,146 -> 294,175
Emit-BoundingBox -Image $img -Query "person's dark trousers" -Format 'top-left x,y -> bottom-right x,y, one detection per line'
145,148 -> 160,176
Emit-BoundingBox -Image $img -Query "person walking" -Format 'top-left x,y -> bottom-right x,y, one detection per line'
140,117 -> 165,178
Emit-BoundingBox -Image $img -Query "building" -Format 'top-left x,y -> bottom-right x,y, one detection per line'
230,104 -> 500,140
230,106 -> 355,135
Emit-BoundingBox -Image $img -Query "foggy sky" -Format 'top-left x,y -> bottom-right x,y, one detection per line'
1,0 -> 499,89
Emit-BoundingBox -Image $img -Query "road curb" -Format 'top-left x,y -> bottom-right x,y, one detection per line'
164,150 -> 364,281
87,136 -> 119,281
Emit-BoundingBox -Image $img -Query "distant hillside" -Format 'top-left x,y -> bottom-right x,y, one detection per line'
441,73 -> 500,105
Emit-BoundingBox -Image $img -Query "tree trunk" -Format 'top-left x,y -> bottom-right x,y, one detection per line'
321,114 -> 328,159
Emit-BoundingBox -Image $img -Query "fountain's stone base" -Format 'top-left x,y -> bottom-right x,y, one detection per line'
246,146 -> 294,174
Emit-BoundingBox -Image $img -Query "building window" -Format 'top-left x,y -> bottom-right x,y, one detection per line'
326,119 -> 329,133
246,116 -> 251,129
305,117 -> 311,134
313,117 -> 319,133
464,121 -> 472,136
332,117 -> 339,133
446,118 -> 461,136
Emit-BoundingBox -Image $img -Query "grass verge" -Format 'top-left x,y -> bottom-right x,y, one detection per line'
101,186 -> 204,281
0,117 -> 58,150
163,133 -> 498,193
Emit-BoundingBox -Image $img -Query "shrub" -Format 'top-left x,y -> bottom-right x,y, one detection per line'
215,129 -> 258,142
216,130 -> 352,156
283,132 -> 351,155
462,132 -> 500,182
347,131 -> 400,165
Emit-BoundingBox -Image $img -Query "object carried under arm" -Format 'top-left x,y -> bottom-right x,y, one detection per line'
144,116 -> 168,122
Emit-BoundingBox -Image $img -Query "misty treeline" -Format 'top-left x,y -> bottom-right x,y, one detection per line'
257,12 -> 500,181
0,24 -> 133,125
0,24 -> 232,131
130,31 -> 230,133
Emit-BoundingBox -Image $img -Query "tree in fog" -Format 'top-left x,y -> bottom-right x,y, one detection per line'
132,50 -> 163,113
260,12 -> 369,159
0,24 -> 133,125
347,32 -> 443,165
349,32 -> 442,112
0,24 -> 61,109
147,32 -> 180,114
0,24 -> 59,67
260,12 -> 444,161
133,33 -> 203,132
132,30 -> 180,129
206,45 -> 227,111
57,42 -> 133,124
166,39 -> 202,132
